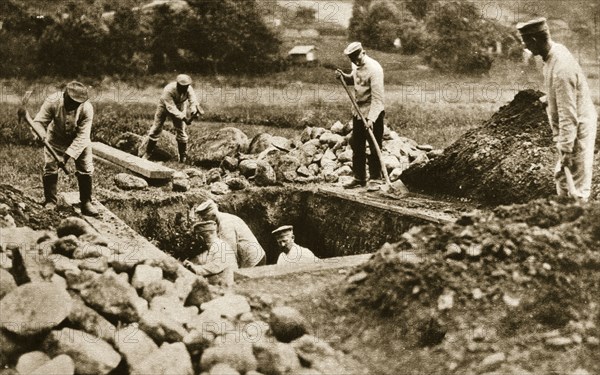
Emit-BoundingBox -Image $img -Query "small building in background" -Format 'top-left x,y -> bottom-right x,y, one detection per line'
288,45 -> 317,63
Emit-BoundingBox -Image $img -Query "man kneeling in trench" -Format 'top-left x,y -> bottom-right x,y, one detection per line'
183,220 -> 237,286
192,199 -> 266,268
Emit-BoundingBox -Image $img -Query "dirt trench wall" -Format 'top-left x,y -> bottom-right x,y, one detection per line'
105,187 -> 433,264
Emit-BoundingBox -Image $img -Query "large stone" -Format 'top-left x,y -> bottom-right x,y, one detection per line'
132,264 -> 164,291
43,328 -> 121,375
266,153 -> 302,182
56,217 -> 94,238
248,133 -> 273,154
271,136 -> 293,151
290,335 -> 344,374
142,279 -> 177,302
187,310 -> 235,337
269,306 -> 309,343
201,294 -> 251,319
67,292 -> 117,345
0,268 -> 17,299
221,156 -> 239,172
298,139 -> 322,160
310,127 -> 326,139
211,181 -> 230,195
381,155 -> 401,171
151,294 -> 197,324
15,351 -> 50,375
337,149 -> 352,163
78,270 -> 146,322
192,127 -> 249,167
114,173 -> 149,190
253,341 -> 301,375
334,165 -> 353,177
239,159 -> 258,177
136,131 -> 178,161
319,132 -> 344,147
330,121 -> 345,135
255,161 -> 277,186
30,354 -> 74,375
300,127 -> 312,143
78,256 -> 109,273
72,243 -> 112,259
226,177 -> 250,191
140,310 -> 188,343
200,342 -> 257,374
185,277 -> 213,308
131,342 -> 193,375
383,139 -> 415,158
1,283 -> 72,336
173,177 -> 191,192
209,363 -> 241,375
0,227 -> 42,252
51,235 -> 81,257
113,324 -> 159,370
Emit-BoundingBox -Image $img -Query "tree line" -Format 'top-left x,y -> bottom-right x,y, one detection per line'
0,0 -> 283,78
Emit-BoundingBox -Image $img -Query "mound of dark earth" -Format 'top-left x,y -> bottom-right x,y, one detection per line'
402,90 -> 600,204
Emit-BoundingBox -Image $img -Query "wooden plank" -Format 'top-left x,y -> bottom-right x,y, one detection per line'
92,142 -> 175,179
234,253 -> 371,281
60,192 -> 195,278
318,187 -> 456,224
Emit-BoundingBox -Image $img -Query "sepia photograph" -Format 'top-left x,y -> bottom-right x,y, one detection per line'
0,0 -> 599,374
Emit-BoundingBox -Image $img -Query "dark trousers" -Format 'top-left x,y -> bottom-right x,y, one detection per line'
351,111 -> 385,181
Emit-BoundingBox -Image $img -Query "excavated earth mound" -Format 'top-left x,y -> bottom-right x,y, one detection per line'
346,198 -> 600,373
402,90 -> 600,204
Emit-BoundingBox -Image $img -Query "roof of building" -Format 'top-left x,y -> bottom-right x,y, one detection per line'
288,45 -> 316,55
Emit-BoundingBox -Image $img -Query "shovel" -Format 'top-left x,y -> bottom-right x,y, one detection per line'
337,75 -> 408,197
17,90 -> 71,175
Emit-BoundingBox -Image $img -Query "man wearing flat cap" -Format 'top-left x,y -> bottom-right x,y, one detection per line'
335,42 -> 385,190
183,220 -> 237,286
33,81 -> 99,216
141,74 -> 205,163
192,199 -> 266,268
272,225 -> 319,265
517,18 -> 597,202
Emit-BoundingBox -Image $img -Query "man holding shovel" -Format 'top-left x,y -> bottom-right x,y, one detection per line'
517,18 -> 597,202
141,74 -> 204,163
335,42 -> 385,190
32,81 -> 99,216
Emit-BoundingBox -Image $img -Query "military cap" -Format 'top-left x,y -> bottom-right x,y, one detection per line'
272,225 -> 294,238
176,74 -> 193,86
193,220 -> 217,233
195,199 -> 218,215
65,81 -> 89,103
344,42 -> 363,55
517,17 -> 549,36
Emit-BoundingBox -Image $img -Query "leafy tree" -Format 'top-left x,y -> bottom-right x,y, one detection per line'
184,0 -> 282,74
425,1 -> 501,74
405,0 -> 438,20
296,6 -> 317,24
104,7 -> 145,75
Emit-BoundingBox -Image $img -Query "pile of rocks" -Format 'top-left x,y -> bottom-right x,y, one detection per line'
1,217 -> 355,374
114,122 -> 439,195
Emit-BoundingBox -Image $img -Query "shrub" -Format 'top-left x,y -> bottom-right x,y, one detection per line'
424,1 -> 499,74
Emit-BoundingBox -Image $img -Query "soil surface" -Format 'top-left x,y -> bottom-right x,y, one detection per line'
402,90 -> 600,205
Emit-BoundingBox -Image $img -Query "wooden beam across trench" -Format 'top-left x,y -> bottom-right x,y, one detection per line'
92,142 -> 175,180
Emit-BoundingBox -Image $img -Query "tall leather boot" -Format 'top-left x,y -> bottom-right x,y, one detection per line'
178,142 -> 187,163
76,173 -> 99,217
42,174 -> 58,208
142,139 -> 157,160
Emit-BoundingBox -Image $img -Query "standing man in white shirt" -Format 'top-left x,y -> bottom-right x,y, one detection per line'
517,18 -> 597,202
141,74 -> 204,163
335,42 -> 385,190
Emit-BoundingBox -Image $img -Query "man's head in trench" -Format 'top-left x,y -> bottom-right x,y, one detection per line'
196,199 -> 219,222
272,225 -> 295,254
